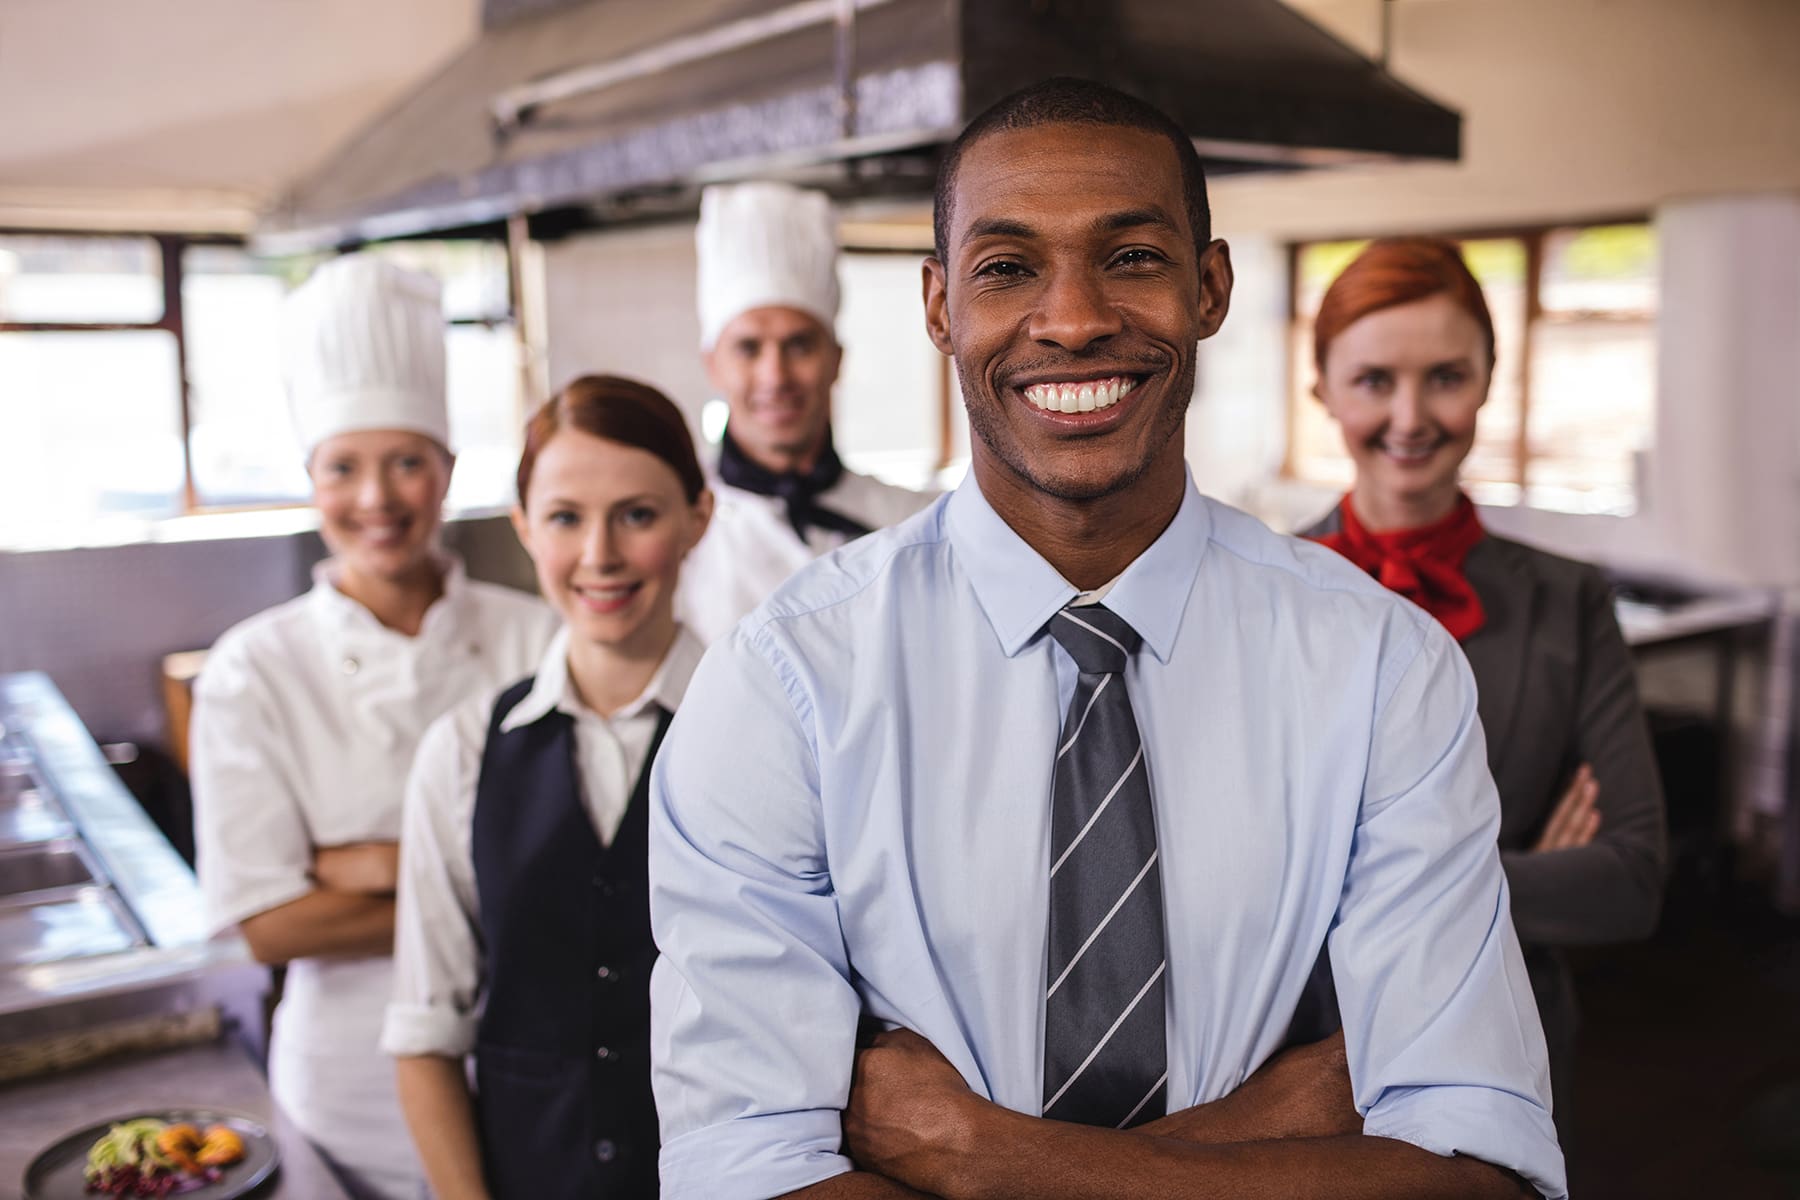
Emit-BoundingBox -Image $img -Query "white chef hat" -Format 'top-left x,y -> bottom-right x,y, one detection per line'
282,254 -> 450,456
696,181 -> 841,350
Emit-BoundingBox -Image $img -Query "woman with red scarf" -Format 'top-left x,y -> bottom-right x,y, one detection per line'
1301,237 -> 1666,1141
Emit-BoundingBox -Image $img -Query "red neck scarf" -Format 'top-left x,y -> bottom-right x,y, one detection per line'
1312,493 -> 1488,641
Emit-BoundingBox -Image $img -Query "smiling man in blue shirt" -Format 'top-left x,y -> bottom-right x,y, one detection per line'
648,78 -> 1565,1200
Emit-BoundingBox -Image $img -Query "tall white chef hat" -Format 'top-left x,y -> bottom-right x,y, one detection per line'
696,181 -> 841,350
282,254 -> 450,456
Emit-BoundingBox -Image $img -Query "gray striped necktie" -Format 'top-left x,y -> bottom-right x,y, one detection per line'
1042,602 -> 1168,1128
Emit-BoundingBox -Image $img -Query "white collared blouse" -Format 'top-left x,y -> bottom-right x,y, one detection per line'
382,624 -> 705,1059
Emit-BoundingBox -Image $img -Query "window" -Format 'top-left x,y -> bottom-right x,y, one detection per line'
0,236 -> 187,545
1286,223 -> 1657,515
0,232 -> 526,548
182,244 -> 324,507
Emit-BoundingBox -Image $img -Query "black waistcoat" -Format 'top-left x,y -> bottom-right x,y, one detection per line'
471,679 -> 669,1200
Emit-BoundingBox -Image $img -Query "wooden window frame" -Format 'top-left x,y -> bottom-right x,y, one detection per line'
0,230 -> 235,511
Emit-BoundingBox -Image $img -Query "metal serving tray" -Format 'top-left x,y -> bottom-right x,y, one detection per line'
0,889 -> 143,968
0,842 -> 95,900
0,783 -> 75,851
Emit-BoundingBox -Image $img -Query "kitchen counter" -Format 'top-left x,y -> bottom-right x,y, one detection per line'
0,671 -> 266,1052
1616,588 -> 1779,647
0,1035 -> 352,1199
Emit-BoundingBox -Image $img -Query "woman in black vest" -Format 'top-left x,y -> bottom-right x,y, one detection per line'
384,375 -> 714,1199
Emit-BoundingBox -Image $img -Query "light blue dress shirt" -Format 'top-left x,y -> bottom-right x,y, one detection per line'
649,471 -> 1566,1200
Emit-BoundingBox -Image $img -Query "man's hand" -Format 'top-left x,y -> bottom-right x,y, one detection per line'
311,841 -> 401,895
844,1027 -> 986,1194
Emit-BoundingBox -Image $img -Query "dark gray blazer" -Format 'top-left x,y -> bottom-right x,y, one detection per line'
1302,512 -> 1668,1112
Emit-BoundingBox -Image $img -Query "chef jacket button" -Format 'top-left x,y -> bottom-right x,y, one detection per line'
596,965 -> 617,983
592,876 -> 615,897
341,656 -> 360,676
594,1138 -> 617,1163
595,1045 -> 615,1062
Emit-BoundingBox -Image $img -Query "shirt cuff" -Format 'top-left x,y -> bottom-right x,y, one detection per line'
1364,1084 -> 1567,1200
380,1002 -> 478,1059
658,1110 -> 851,1200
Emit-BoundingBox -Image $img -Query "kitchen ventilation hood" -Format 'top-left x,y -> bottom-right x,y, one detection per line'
260,0 -> 1459,251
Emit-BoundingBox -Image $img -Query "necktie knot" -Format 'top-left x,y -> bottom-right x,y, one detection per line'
1048,604 -> 1141,675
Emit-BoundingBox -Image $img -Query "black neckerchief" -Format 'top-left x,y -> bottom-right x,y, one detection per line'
716,428 -> 874,543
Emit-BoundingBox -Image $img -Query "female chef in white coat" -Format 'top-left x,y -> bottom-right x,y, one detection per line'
384,374 -> 712,1199
190,255 -> 556,1200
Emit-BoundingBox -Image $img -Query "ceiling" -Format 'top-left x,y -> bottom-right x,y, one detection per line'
0,0 -> 480,230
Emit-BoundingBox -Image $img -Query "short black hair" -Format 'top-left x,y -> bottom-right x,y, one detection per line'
932,77 -> 1211,266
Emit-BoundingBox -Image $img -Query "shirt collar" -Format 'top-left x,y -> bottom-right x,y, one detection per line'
500,623 -> 705,732
945,469 -> 1210,664
307,554 -> 468,636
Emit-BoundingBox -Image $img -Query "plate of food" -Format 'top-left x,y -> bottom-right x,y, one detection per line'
22,1109 -> 278,1199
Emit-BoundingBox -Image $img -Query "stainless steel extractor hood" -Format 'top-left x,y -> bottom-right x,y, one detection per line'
259,0 -> 1460,251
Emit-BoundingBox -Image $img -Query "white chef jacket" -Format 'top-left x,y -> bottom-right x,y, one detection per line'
676,468 -> 936,644
382,624 -> 704,1060
191,557 -> 556,1200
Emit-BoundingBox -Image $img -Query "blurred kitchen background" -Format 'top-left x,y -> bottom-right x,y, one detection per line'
1,1 -> 1798,1195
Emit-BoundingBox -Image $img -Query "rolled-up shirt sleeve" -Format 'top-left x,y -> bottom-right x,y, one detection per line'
191,642 -> 316,935
382,709 -> 484,1059
649,626 -> 861,1200
1334,621 -> 1568,1200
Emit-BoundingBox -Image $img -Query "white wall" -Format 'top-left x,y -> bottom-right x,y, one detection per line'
0,0 -> 480,229
1185,235 -> 1295,511
541,224 -> 710,420
1651,195 -> 1800,587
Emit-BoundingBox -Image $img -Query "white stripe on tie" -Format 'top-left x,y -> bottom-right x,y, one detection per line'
1044,960 -> 1168,1114
1058,674 -> 1113,758
1118,1071 -> 1168,1128
1056,609 -> 1131,659
1050,746 -> 1145,877
1047,849 -> 1159,998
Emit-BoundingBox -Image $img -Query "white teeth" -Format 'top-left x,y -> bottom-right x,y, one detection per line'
1023,377 -> 1138,413
1382,442 -> 1437,461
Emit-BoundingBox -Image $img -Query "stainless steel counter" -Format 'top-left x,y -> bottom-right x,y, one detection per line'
0,1036 -> 352,1199
0,671 -> 260,1049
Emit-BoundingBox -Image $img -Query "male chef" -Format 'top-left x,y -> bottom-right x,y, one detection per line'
676,181 -> 935,642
